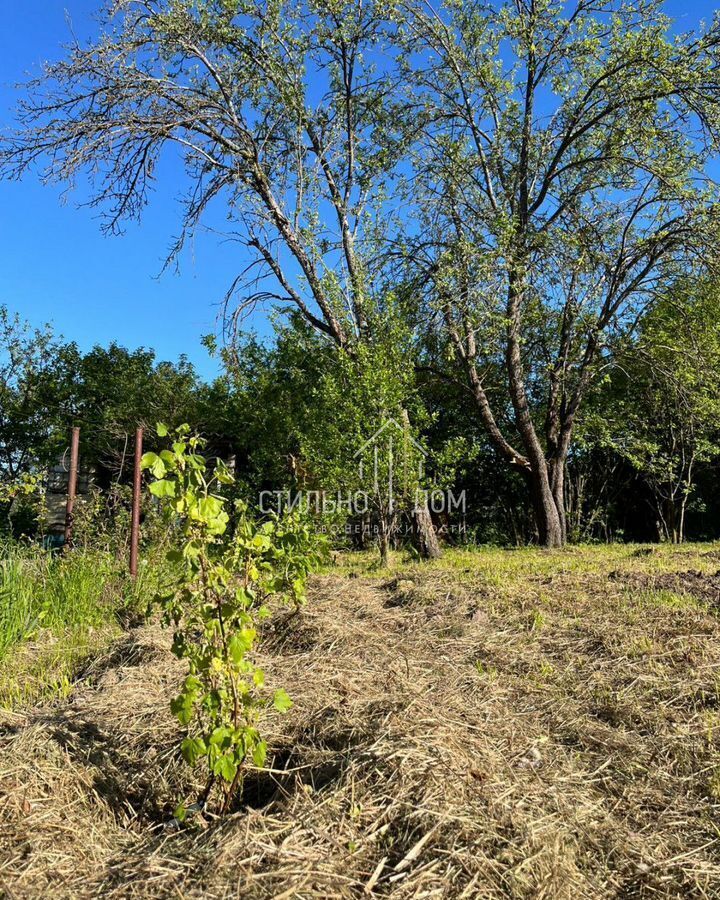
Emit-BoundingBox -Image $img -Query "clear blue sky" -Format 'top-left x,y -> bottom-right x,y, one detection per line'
0,1 -> 716,381
0,1 -> 259,380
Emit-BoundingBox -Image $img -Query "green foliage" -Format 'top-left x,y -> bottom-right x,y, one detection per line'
0,307 -> 61,484
0,547 -> 123,664
0,471 -> 44,506
5,0 -> 720,549
0,471 -> 46,538
579,277 -> 720,541
227,311 -> 432,560
44,342 -> 203,476
0,305 -> 212,494
0,541 -> 161,708
298,311 -> 422,496
142,424 -> 325,813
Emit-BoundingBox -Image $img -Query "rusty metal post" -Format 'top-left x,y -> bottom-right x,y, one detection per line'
130,427 -> 143,577
63,426 -> 81,549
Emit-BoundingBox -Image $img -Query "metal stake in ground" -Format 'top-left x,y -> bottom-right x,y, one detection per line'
130,427 -> 143,577
63,426 -> 81,549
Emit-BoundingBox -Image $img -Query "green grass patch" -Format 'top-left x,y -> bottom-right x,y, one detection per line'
330,541 -> 720,589
0,625 -> 119,708
632,588 -> 705,611
0,544 -> 159,710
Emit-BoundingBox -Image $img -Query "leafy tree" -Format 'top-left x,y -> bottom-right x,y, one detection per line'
585,279 -> 720,543
227,314 -> 437,564
0,0 -> 442,555
49,343 -> 202,479
417,366 -> 534,544
0,0 -> 414,350
292,316 -> 427,565
404,0 -> 720,545
222,321 -> 334,496
0,306 -> 62,482
0,305 -> 217,537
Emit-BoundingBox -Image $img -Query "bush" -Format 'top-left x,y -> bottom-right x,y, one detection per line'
143,424 -> 327,815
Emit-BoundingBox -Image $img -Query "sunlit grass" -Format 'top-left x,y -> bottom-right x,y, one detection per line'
0,544 -> 160,710
329,541 -> 720,585
0,626 -> 119,708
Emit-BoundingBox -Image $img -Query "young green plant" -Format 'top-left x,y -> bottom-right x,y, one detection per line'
142,424 -> 321,815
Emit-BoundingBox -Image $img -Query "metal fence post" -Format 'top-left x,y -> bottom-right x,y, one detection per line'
130,427 -> 143,577
63,426 -> 81,549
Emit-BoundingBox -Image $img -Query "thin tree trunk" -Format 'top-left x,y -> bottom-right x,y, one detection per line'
548,456 -> 568,545
678,456 -> 695,544
378,524 -> 390,567
399,410 -> 442,560
655,503 -> 669,542
678,497 -> 688,544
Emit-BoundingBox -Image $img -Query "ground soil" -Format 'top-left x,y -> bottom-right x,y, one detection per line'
2,546 -> 720,898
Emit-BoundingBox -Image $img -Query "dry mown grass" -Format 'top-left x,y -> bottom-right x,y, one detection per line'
2,545 -> 720,898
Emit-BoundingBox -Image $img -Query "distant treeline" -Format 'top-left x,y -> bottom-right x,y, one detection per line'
3,283 -> 720,546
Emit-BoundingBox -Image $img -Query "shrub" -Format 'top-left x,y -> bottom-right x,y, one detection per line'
142,424 -> 325,815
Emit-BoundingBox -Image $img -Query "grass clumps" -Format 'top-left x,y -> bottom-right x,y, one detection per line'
0,545 -> 155,710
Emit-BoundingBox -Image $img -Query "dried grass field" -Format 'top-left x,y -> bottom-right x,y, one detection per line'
2,544 -> 720,898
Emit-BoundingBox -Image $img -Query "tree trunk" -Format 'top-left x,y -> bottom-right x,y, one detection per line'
667,498 -> 680,544
399,410 -> 442,560
549,460 -> 567,543
528,465 -> 565,548
377,505 -> 394,567
412,502 -> 442,560
678,494 -> 689,544
378,526 -> 390,568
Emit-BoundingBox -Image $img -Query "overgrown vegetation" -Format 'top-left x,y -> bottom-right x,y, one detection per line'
0,545 -> 152,707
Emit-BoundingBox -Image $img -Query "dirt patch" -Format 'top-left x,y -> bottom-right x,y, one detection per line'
611,568 -> 720,606
1,561 -> 720,898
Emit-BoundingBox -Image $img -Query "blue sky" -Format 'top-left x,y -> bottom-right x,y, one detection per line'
0,1 -> 252,380
0,1 -> 717,381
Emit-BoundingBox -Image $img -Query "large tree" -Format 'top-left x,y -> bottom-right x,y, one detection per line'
403,0 -> 720,545
0,0 -> 407,348
0,0 -> 440,558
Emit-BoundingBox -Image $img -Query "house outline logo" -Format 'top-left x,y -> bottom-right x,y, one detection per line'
353,418 -> 426,506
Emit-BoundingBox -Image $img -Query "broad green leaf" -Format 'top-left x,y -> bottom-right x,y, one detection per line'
199,495 -> 223,519
228,634 -> 246,665
214,754 -> 237,783
149,479 -> 176,498
140,451 -> 158,471
151,457 -> 167,478
252,534 -> 272,551
273,689 -> 293,713
181,736 -> 207,766
252,741 -> 267,768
